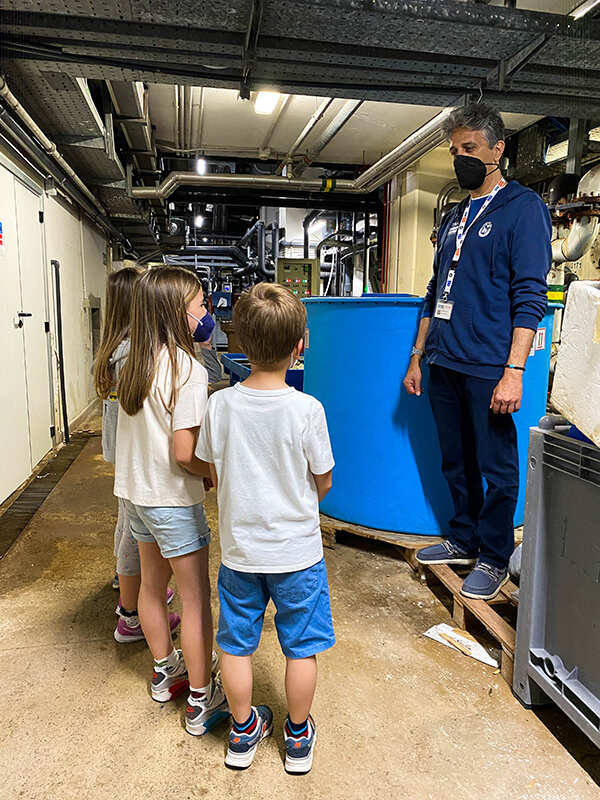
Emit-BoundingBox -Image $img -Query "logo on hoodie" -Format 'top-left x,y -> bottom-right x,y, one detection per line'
479,221 -> 493,238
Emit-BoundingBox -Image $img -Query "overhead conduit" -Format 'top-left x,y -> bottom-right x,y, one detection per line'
130,107 -> 455,201
0,76 -> 132,249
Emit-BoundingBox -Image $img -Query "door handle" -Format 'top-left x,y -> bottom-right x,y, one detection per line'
18,312 -> 33,317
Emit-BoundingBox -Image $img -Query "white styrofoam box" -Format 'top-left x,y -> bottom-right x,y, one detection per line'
551,280 -> 600,446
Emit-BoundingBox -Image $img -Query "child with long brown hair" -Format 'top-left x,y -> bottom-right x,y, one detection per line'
115,266 -> 229,735
94,266 -> 180,644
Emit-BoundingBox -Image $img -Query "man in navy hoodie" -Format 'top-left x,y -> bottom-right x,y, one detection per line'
403,103 -> 551,600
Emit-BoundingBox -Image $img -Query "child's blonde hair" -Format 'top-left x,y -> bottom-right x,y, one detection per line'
234,283 -> 306,366
118,266 -> 201,416
93,266 -> 142,400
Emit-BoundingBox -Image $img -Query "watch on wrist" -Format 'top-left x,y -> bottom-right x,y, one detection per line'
411,347 -> 425,358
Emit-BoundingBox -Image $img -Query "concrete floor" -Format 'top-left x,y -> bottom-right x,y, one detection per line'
1,432 -> 599,800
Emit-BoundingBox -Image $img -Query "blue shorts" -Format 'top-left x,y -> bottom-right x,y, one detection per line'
216,558 -> 336,659
123,499 -> 211,559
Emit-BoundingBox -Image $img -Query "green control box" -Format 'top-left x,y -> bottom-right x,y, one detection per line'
276,258 -> 320,298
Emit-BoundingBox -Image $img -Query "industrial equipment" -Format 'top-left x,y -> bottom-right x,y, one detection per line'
276,257 -> 320,298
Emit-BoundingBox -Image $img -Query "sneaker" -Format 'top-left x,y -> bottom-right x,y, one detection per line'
114,610 -> 180,644
416,539 -> 477,566
225,705 -> 273,769
115,586 -> 174,616
151,649 -> 189,702
112,573 -> 120,590
284,714 -> 317,775
460,560 -> 509,600
186,674 -> 231,736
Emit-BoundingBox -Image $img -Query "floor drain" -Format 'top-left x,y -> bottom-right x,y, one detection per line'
0,433 -> 93,560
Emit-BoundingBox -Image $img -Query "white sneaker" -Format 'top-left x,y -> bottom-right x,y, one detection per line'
185,674 -> 231,736
151,649 -> 189,702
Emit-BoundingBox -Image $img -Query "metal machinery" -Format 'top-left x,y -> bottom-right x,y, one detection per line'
276,258 -> 320,298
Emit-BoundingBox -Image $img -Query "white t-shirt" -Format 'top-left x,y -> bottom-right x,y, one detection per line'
114,347 -> 208,507
196,384 -> 335,573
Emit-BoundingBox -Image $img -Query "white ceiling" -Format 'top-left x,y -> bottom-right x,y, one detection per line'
148,86 -> 540,166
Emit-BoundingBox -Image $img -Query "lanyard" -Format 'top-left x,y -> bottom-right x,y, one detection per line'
440,178 -> 507,302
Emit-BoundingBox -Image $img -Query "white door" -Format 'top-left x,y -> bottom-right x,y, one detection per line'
14,179 -> 53,467
0,165 -> 53,503
0,167 -> 34,501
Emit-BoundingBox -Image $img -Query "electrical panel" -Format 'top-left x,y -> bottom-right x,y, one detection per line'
276,258 -> 320,298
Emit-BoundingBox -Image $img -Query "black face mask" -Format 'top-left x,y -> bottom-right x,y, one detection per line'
454,154 -> 500,191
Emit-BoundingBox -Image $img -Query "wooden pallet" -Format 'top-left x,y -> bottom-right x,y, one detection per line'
425,563 -> 518,685
320,513 -> 443,575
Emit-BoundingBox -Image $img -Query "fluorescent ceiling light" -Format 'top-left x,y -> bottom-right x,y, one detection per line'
570,0 -> 600,19
196,158 -> 207,174
254,91 -> 280,115
195,215 -> 204,227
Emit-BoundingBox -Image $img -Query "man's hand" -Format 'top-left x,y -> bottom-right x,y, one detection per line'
490,370 -> 523,414
403,358 -> 423,397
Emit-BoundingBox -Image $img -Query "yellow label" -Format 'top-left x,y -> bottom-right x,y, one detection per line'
109,391 -> 118,402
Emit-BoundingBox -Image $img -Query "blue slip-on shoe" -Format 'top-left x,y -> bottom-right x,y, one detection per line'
284,714 -> 317,775
225,705 -> 273,769
416,539 -> 477,566
460,560 -> 509,600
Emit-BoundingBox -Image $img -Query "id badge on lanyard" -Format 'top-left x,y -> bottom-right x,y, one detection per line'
434,179 -> 506,321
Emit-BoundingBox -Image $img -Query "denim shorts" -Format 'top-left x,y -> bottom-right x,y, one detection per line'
216,558 -> 336,659
122,499 -> 211,559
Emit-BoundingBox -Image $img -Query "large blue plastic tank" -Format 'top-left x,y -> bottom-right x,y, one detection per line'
304,296 -> 555,534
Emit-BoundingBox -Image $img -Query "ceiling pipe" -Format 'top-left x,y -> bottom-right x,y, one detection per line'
130,108 -> 455,201
275,98 -> 335,175
0,99 -> 132,249
292,100 -> 363,178
353,107 -> 454,192
0,74 -> 107,213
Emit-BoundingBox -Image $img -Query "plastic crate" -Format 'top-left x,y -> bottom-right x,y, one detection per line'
513,425 -> 600,748
220,353 -> 304,391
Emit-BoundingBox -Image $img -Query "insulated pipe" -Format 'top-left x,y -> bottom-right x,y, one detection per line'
303,210 -> 323,258
0,100 -> 132,249
0,75 -> 104,212
292,100 -> 363,178
276,98 -> 335,175
131,172 -> 356,200
130,109 -> 453,201
551,215 -> 599,264
266,221 -> 279,263
354,108 -> 454,192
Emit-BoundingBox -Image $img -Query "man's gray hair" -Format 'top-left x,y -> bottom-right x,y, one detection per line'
441,103 -> 505,148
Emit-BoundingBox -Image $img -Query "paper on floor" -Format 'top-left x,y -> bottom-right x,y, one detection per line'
424,623 -> 499,668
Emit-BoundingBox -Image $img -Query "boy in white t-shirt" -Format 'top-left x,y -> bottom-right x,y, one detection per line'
196,283 -> 335,774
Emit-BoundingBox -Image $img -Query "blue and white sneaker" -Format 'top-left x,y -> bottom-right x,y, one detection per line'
225,705 -> 273,769
460,560 -> 509,600
416,539 -> 477,566
284,714 -> 317,775
185,673 -> 231,736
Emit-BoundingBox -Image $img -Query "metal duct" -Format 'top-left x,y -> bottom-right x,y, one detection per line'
0,99 -> 131,248
130,109 -> 452,201
0,75 -> 105,212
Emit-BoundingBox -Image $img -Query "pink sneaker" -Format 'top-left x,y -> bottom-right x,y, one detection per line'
115,586 -> 174,616
114,611 -> 180,643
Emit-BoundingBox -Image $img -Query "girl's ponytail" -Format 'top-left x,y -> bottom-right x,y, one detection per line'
93,266 -> 142,399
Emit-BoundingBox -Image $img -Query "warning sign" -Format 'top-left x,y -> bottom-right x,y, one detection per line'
530,327 -> 546,356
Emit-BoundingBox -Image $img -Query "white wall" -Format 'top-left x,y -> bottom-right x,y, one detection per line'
0,141 -> 108,501
44,195 -> 108,425
386,146 -> 457,296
